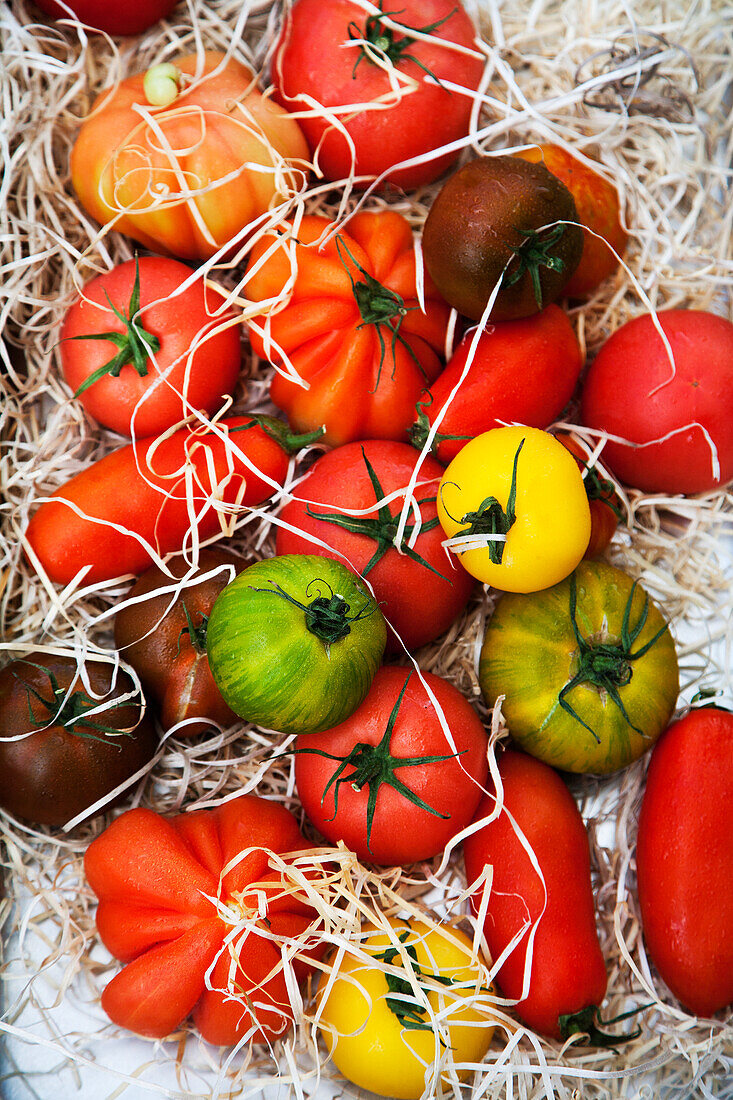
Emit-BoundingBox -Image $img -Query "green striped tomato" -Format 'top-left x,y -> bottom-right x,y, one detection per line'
206,555 -> 387,735
478,561 -> 679,774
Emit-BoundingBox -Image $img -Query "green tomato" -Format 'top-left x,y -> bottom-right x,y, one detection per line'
478,560 -> 679,774
207,554 -> 386,735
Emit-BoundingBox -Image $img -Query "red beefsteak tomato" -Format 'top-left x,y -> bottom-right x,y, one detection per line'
84,796 -> 326,1045
275,440 -> 475,651
245,211 -> 451,446
272,0 -> 485,189
294,666 -> 489,865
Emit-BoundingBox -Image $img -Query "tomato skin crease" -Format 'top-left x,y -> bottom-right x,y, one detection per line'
463,749 -> 607,1040
636,707 -> 733,1018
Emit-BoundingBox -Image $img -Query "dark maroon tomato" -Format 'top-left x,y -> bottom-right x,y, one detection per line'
33,0 -> 179,36
422,155 -> 584,322
114,549 -> 245,734
0,654 -> 157,826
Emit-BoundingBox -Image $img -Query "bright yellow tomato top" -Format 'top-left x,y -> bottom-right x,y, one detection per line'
437,426 -> 591,592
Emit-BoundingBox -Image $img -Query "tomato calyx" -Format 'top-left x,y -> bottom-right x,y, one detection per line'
410,396 -> 470,457
373,927 -> 454,1033
178,602 -> 209,656
230,414 -> 326,453
292,673 -> 463,854
559,572 -> 672,742
578,460 -> 625,523
14,660 -> 134,746
558,1003 -> 647,1050
69,256 -> 161,399
505,224 -> 570,310
335,236 -> 425,392
246,578 -> 376,652
346,2 -> 456,87
306,447 -> 445,579
440,438 -> 524,565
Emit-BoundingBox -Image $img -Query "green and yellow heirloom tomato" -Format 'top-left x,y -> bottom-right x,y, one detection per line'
478,561 -> 679,774
206,555 -> 387,735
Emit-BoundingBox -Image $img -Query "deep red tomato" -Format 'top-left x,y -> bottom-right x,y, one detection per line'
60,257 -> 241,437
463,749 -> 614,1043
0,654 -> 157,827
26,415 -> 318,585
581,310 -> 733,494
636,707 -> 733,1018
84,796 -> 326,1045
33,0 -> 178,36
411,306 -> 583,464
516,145 -> 628,297
272,0 -> 485,189
275,440 -> 475,652
556,432 -> 623,558
245,211 -> 450,446
294,665 -> 489,865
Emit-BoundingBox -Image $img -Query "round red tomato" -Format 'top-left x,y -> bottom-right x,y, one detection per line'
33,0 -> 178,36
272,0 -> 485,189
581,310 -> 733,494
60,257 -> 241,436
294,666 -> 489,865
275,440 -> 475,652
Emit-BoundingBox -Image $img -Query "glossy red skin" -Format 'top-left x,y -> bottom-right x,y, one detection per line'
294,666 -> 489,865
275,440 -> 475,652
85,796 -> 325,1044
556,433 -> 621,558
516,146 -> 627,297
463,749 -> 607,1039
581,310 -> 733,494
60,258 -> 241,437
636,708 -> 733,1018
412,306 -> 583,465
33,0 -> 178,35
0,654 -> 157,827
272,0 -> 485,189
114,549 -> 245,734
26,416 -> 290,585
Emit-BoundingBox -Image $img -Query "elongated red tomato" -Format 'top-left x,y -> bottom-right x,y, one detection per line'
85,796 -> 326,1045
463,749 -> 608,1041
636,707 -> 733,1018
245,212 -> 451,446
26,416 -> 310,585
411,306 -> 583,465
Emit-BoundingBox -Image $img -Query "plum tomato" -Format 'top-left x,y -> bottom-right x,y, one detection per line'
114,549 -> 245,734
580,309 -> 733,494
422,155 -> 584,321
515,145 -> 627,297
0,654 -> 157,826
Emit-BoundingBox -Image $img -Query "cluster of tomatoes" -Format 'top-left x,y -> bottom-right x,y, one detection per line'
5,0 -> 733,1095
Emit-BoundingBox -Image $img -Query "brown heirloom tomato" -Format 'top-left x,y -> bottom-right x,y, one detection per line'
515,145 -> 627,297
422,155 -> 584,321
0,654 -> 157,826
114,549 -> 245,734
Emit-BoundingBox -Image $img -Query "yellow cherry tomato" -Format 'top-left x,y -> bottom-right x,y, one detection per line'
316,916 -> 495,1100
437,426 -> 591,592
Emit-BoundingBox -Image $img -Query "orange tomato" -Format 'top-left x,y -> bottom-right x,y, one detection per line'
71,52 -> 309,260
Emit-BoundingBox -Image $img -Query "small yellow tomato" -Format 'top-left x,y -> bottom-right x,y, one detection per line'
317,917 -> 495,1100
437,426 -> 591,592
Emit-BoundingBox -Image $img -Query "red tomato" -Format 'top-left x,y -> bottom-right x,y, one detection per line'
555,432 -> 622,558
580,310 -> 733,494
272,0 -> 485,189
60,257 -> 241,437
275,440 -> 475,652
516,145 -> 628,297
463,749 -> 610,1042
33,0 -> 178,36
245,212 -> 450,446
636,707 -> 733,1018
84,796 -> 326,1044
26,415 -> 311,585
294,666 -> 489,865
411,306 -> 583,465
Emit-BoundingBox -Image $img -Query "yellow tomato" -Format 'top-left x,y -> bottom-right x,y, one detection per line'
437,426 -> 591,592
317,917 -> 495,1100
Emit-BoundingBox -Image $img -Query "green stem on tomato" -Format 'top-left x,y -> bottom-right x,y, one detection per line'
440,438 -> 525,565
